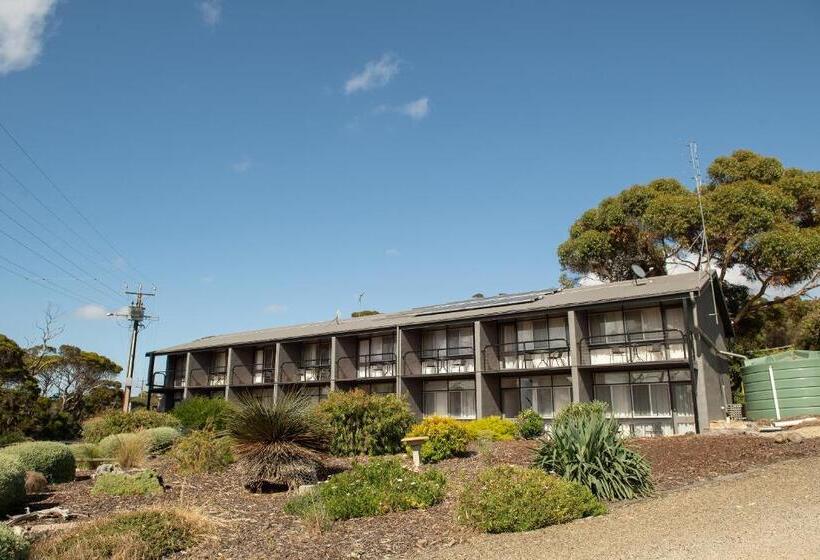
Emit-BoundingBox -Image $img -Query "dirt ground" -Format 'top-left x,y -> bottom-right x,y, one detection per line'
19,434 -> 820,559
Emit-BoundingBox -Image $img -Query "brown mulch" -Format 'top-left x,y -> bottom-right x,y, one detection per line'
18,435 -> 820,559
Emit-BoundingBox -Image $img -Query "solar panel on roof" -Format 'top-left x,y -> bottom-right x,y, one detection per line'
412,289 -> 557,316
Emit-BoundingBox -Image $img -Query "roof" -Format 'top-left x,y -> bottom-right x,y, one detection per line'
149,271 -> 714,355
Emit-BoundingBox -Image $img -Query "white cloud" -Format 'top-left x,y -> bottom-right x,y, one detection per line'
0,0 -> 58,75
74,304 -> 109,320
199,0 -> 222,27
399,97 -> 429,120
264,303 -> 287,314
344,53 -> 400,95
231,155 -> 252,173
385,248 -> 399,256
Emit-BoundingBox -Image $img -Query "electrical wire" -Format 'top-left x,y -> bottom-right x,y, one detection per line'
0,255 -> 101,306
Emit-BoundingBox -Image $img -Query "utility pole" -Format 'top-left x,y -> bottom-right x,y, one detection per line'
109,285 -> 156,412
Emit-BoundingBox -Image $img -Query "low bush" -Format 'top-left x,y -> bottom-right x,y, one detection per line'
141,427 -> 182,453
92,470 -> 164,496
465,416 -> 517,441
0,454 -> 26,516
533,401 -> 653,501
82,410 -> 181,444
0,431 -> 28,448
516,409 -> 544,439
0,524 -> 29,560
285,458 -> 445,522
171,397 -> 234,431
69,443 -> 102,469
171,429 -> 234,474
0,441 -> 75,483
25,471 -> 48,494
316,390 -> 414,456
405,416 -> 470,463
31,508 -> 207,560
457,465 -> 605,533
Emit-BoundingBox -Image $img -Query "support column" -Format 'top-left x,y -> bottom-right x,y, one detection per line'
474,321 -> 483,417
568,310 -> 583,402
182,352 -> 192,400
273,342 -> 282,403
145,353 -> 155,410
395,326 -> 403,397
224,347 -> 234,400
684,297 -> 707,433
330,336 -> 338,392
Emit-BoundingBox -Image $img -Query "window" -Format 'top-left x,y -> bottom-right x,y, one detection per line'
360,381 -> 395,395
303,386 -> 329,406
501,374 -> 572,419
589,311 -> 625,343
664,307 -> 685,333
624,307 -> 663,340
358,335 -> 396,378
423,379 -> 476,419
421,327 -> 474,374
252,348 -> 274,384
302,342 -> 330,381
498,317 -> 570,369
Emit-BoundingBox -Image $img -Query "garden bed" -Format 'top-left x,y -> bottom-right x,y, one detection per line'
17,433 -> 820,559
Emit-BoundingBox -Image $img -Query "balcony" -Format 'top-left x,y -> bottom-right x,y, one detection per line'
188,367 -> 227,388
482,338 -> 570,372
579,329 -> 688,367
336,352 -> 397,380
403,347 -> 475,377
147,371 -> 185,390
280,359 -> 331,384
230,364 -> 275,386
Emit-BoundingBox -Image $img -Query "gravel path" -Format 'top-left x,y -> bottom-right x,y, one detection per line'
424,456 -> 820,560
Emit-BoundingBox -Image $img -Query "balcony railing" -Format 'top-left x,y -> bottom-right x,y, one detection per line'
147,371 -> 185,390
230,363 -> 275,386
188,367 -> 227,388
482,338 -> 570,371
336,352 -> 397,380
280,359 -> 331,383
579,329 -> 688,366
402,347 -> 475,376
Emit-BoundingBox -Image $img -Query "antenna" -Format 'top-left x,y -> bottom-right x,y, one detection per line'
358,291 -> 366,307
688,141 -> 719,325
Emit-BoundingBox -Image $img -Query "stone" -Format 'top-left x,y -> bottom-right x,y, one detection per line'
787,432 -> 804,444
773,432 -> 787,443
93,463 -> 123,477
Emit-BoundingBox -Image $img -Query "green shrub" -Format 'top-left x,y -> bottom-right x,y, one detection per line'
0,441 -> 75,483
0,431 -> 28,448
0,524 -> 29,560
316,390 -> 414,456
0,454 -> 26,516
457,465 -> 605,533
227,391 -> 331,490
32,508 -> 207,560
171,429 -> 234,474
516,409 -> 545,439
92,470 -> 164,496
141,427 -> 182,453
97,432 -> 142,458
533,401 -> 653,501
68,443 -> 101,469
171,397 -> 234,431
82,410 -> 181,443
465,416 -> 517,441
406,416 -> 470,463
285,458 -> 445,521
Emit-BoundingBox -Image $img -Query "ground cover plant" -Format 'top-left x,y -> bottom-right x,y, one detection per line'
465,416 -> 517,441
228,391 -> 331,490
82,410 -> 181,443
405,416 -> 470,463
285,458 -> 446,522
68,443 -> 101,469
171,396 -> 234,431
171,428 -> 234,474
316,390 -> 414,456
31,508 -> 207,560
92,470 -> 164,496
0,523 -> 29,560
457,465 -> 605,533
533,401 -> 652,500
0,454 -> 26,516
516,408 -> 544,439
0,441 -> 75,483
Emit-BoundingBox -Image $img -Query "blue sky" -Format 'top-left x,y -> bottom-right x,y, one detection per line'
0,0 -> 818,387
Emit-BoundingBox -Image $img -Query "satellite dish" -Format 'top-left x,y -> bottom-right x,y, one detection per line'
631,264 -> 647,279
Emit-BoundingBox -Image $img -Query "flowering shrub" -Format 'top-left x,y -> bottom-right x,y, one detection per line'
464,416 -> 518,441
405,416 -> 470,463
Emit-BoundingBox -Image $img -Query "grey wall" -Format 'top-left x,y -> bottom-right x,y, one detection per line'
694,280 -> 731,423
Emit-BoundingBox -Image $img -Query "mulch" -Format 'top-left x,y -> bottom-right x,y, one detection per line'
17,434 -> 820,559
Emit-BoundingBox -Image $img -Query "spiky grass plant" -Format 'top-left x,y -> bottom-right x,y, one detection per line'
227,391 -> 331,491
533,401 -> 652,501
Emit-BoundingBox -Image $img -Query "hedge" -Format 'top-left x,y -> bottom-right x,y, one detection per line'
405,416 -> 470,463
0,441 -> 75,483
0,454 -> 26,516
0,523 -> 29,560
82,410 -> 181,443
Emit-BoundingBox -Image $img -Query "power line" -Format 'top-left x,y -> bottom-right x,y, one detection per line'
0,256 -> 101,306
0,120 -> 154,284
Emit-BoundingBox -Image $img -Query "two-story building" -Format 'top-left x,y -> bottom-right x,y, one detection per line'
146,271 -> 733,435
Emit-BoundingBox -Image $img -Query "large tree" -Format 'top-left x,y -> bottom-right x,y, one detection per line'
558,150 -> 820,327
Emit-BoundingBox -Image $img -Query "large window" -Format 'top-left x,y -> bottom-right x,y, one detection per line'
210,351 -> 227,386
499,317 -> 569,369
357,335 -> 396,378
421,326 -> 474,374
253,347 -> 275,384
358,381 -> 395,395
501,374 -> 572,418
422,379 -> 476,419
303,385 -> 329,406
586,306 -> 687,365
302,342 -> 331,381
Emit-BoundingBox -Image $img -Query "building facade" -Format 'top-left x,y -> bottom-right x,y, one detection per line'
146,272 -> 733,435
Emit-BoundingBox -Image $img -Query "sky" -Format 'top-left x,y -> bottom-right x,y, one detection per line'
0,0 -> 818,389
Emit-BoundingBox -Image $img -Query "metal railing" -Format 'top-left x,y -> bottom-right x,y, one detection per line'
579,329 -> 688,366
230,363 -> 275,386
147,371 -> 185,390
336,352 -> 397,380
280,359 -> 331,383
482,338 -> 570,371
188,367 -> 227,387
402,347 -> 475,376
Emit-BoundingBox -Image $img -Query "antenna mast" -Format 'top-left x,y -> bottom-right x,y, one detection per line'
688,142 -> 719,325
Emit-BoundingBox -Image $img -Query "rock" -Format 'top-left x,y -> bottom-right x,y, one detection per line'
773,432 -> 787,443
787,432 -> 804,444
25,471 -> 48,494
296,483 -> 316,496
93,463 -> 123,477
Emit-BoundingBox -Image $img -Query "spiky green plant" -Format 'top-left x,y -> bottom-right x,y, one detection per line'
227,391 -> 330,491
533,401 -> 652,501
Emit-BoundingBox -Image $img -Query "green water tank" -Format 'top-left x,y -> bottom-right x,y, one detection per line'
742,350 -> 820,420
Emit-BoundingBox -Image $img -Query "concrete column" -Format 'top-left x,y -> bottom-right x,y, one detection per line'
224,347 -> 234,400
395,326 -> 402,396
685,297 -> 708,432
273,342 -> 282,403
145,354 -> 155,410
330,336 -> 338,392
182,352 -> 192,400
568,310 -> 583,402
474,321 -> 484,417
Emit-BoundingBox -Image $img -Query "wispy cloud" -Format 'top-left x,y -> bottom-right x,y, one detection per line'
0,0 -> 58,75
74,304 -> 111,320
385,248 -> 400,256
264,303 -> 287,314
199,0 -> 222,27
398,97 -> 429,120
345,53 -> 400,95
231,155 -> 252,173
200,275 -> 215,284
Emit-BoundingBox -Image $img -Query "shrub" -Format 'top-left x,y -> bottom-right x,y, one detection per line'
92,470 -> 164,496
285,458 -> 446,522
171,397 -> 234,431
406,416 -> 470,463
69,443 -> 102,469
171,429 -> 234,475
533,401 -> 653,501
141,427 -> 182,453
316,390 -> 414,456
0,441 -> 75,483
115,435 -> 148,469
465,416 -> 517,441
0,431 -> 28,447
25,471 -> 48,494
227,391 -> 331,490
516,409 -> 544,439
0,524 -> 29,560
31,508 -> 207,560
82,410 -> 181,443
0,454 -> 26,516
457,465 -> 605,533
